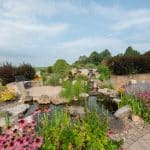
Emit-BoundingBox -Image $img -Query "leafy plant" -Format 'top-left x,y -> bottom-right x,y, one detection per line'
97,65 -> 110,81
61,79 -> 89,101
37,108 -> 121,150
119,94 -> 150,123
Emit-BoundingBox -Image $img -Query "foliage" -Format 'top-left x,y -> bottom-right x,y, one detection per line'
61,79 -> 89,101
0,62 -> 16,85
119,94 -> 150,123
74,49 -> 111,67
102,81 -> 114,89
16,63 -> 35,80
89,51 -> 100,65
124,46 -> 140,56
84,63 -> 97,69
108,55 -> 150,75
0,85 -> 16,102
97,65 -> 110,81
0,62 -> 35,85
53,59 -> 70,77
0,116 -> 43,149
47,66 -> 53,74
37,108 -> 121,150
47,73 -> 60,86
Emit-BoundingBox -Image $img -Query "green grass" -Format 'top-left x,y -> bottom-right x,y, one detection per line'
61,79 -> 89,101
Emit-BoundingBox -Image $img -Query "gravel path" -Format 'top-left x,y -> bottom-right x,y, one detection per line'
27,86 -> 62,97
111,119 -> 150,150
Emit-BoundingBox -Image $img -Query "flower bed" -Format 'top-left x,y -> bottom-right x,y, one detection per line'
0,85 -> 16,103
0,108 -> 122,150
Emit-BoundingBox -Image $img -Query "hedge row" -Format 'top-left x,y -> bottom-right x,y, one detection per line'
108,55 -> 150,75
0,63 -> 35,85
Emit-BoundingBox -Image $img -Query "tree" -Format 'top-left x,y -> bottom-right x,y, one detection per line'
143,50 -> 150,56
47,66 -> 53,74
99,49 -> 111,63
53,59 -> 70,77
89,51 -> 100,65
124,46 -> 140,56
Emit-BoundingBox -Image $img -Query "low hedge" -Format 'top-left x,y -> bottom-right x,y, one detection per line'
108,55 -> 150,75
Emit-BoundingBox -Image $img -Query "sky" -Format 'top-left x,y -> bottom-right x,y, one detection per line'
0,0 -> 150,66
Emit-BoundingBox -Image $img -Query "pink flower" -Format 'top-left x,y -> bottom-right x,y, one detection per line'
18,119 -> 27,128
32,136 -> 43,148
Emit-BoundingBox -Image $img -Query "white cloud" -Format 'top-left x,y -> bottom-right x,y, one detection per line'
112,9 -> 150,31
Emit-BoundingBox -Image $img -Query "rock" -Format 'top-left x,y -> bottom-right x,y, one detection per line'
68,106 -> 85,115
51,96 -> 68,105
2,104 -> 30,117
79,93 -> 89,98
132,115 -> 142,122
114,105 -> 132,120
113,98 -> 121,103
23,96 -> 33,103
37,95 -> 51,104
71,68 -> 78,76
79,69 -> 89,76
98,88 -> 118,98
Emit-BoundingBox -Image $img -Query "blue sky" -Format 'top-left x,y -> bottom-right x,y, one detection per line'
0,0 -> 150,66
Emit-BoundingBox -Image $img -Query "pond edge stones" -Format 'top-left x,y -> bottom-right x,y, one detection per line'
114,105 -> 132,121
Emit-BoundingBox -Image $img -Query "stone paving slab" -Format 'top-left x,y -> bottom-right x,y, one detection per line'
128,133 -> 150,150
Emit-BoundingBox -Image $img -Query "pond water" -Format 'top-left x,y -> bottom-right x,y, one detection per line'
25,96 -> 118,117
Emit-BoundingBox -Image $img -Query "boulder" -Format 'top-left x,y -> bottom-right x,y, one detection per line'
79,69 -> 89,76
2,103 -> 30,117
71,68 -> 78,76
37,95 -> 51,104
114,105 -> 132,120
68,106 -> 85,115
23,95 -> 33,103
51,96 -> 68,105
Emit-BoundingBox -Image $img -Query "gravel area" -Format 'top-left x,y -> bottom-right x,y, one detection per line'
110,119 -> 150,150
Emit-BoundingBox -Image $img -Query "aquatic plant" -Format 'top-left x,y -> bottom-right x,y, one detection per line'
61,79 -> 89,101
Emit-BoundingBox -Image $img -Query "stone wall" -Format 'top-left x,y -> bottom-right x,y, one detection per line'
110,73 -> 150,89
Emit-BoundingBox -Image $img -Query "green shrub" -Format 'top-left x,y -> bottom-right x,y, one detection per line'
0,62 -> 16,85
16,63 -> 35,80
47,73 -> 60,86
47,66 -> 53,74
97,65 -> 110,81
53,59 -> 70,77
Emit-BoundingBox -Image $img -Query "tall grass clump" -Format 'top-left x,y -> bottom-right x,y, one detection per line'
61,79 -> 89,101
